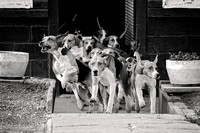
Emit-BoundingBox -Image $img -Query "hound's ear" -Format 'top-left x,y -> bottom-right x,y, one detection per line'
154,55 -> 158,64
134,51 -> 141,65
43,34 -> 46,37
135,63 -> 144,75
56,32 -> 69,47
102,54 -> 110,66
74,36 -> 81,47
88,60 -> 91,66
92,36 -> 99,42
131,40 -> 140,51
103,37 -> 109,47
114,51 -> 120,58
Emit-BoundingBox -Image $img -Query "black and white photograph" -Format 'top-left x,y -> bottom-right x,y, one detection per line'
0,0 -> 200,132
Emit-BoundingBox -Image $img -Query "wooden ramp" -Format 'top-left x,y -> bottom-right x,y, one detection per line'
51,114 -> 200,133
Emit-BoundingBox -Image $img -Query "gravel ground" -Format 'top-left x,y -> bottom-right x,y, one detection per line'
0,81 -> 49,132
181,91 -> 200,126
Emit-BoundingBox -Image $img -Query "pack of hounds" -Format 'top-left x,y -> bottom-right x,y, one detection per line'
38,18 -> 160,114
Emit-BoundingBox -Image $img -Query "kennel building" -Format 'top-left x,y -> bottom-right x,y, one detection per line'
0,0 -> 200,96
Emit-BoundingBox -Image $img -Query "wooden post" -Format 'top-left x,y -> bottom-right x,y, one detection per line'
135,0 -> 147,58
48,0 -> 60,97
48,0 -> 58,78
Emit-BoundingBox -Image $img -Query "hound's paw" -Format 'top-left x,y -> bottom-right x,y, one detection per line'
86,110 -> 93,113
135,106 -> 140,113
105,111 -> 112,114
97,106 -> 104,113
150,110 -> 156,114
105,109 -> 112,114
97,110 -> 104,113
139,100 -> 146,108
134,100 -> 140,113
113,103 -> 120,113
150,111 -> 156,114
77,101 -> 84,110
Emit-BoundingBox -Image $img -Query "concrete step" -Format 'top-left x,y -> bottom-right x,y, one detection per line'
51,113 -> 200,133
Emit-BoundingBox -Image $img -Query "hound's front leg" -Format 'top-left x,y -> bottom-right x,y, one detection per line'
113,95 -> 120,113
135,79 -> 146,108
149,86 -> 156,114
117,84 -> 124,104
90,77 -> 99,103
106,83 -> 117,113
72,83 -> 84,110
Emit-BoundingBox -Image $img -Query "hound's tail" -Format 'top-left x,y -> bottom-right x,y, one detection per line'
134,51 -> 144,75
134,51 -> 141,65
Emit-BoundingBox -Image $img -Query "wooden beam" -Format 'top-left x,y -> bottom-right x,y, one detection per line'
0,9 -> 48,18
148,8 -> 200,18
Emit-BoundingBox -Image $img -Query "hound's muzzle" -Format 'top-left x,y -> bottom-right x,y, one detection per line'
86,46 -> 92,54
93,70 -> 99,76
155,73 -> 160,80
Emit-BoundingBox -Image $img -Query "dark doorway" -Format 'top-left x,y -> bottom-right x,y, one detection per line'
58,0 -> 125,36
57,0 -> 125,95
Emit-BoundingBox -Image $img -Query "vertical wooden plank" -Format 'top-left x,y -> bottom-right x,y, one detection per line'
48,0 -> 58,78
135,0 -> 147,58
48,0 -> 60,97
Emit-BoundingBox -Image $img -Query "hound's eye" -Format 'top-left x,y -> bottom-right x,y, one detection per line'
149,66 -> 153,70
91,62 -> 95,66
47,38 -> 54,42
85,42 -> 88,44
111,39 -> 115,42
98,34 -> 103,38
68,39 -> 72,43
98,62 -> 102,66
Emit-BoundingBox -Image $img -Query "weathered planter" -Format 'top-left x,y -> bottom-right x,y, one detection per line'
166,60 -> 200,85
0,51 -> 29,78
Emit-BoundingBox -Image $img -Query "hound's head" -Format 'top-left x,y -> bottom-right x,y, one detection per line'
89,48 -> 102,59
95,17 -> 107,43
142,55 -> 160,79
83,38 -> 95,55
96,29 -> 107,43
74,30 -> 83,40
101,48 -> 120,58
104,36 -> 120,49
124,57 -> 137,71
130,40 -> 140,52
62,34 -> 81,49
38,33 -> 68,53
89,54 -> 106,77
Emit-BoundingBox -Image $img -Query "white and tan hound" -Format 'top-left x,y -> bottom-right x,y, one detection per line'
39,34 -> 95,112
89,50 -> 135,113
130,51 -> 160,113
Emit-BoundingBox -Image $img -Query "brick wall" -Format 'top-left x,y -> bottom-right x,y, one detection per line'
136,0 -> 200,80
0,0 -> 49,78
